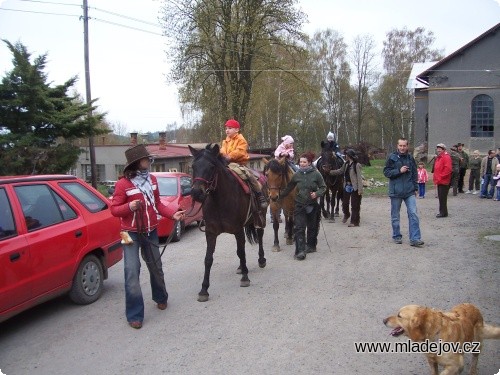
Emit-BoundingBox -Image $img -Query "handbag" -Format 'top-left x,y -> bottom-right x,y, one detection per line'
344,184 -> 354,193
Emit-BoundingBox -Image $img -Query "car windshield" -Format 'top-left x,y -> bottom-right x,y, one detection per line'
157,177 -> 178,196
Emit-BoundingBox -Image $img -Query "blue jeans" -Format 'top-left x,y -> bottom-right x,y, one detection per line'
123,229 -> 168,323
390,194 -> 422,242
418,183 -> 426,197
480,174 -> 495,198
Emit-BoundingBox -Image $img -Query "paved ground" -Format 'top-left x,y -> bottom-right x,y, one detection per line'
0,191 -> 499,374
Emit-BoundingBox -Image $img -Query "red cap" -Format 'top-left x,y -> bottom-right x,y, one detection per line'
225,119 -> 240,129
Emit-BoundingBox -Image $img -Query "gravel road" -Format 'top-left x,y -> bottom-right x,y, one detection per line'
0,191 -> 499,375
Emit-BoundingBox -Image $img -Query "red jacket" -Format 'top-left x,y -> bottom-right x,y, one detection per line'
110,174 -> 176,232
433,151 -> 452,185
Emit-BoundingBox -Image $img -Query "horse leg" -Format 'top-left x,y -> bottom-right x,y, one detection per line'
271,208 -> 281,252
320,194 -> 328,219
285,216 -> 294,245
257,227 -> 266,268
334,189 -> 342,217
235,229 -> 250,287
198,232 -> 216,302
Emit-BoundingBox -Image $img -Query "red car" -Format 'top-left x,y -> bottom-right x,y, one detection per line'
0,175 -> 123,323
152,172 -> 203,242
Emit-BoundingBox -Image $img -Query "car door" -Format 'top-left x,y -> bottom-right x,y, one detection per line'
0,187 -> 31,313
14,184 -> 87,297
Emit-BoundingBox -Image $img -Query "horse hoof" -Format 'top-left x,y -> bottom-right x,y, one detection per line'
240,280 -> 250,287
258,260 -> 266,268
286,239 -> 294,245
197,294 -> 209,302
272,245 -> 281,252
328,218 -> 335,223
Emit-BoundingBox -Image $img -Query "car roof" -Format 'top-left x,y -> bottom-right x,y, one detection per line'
0,175 -> 78,185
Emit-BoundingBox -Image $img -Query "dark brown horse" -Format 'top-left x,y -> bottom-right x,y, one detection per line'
264,157 -> 295,252
189,144 -> 267,302
317,141 -> 344,222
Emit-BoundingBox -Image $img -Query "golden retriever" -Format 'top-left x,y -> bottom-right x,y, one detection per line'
383,304 -> 500,375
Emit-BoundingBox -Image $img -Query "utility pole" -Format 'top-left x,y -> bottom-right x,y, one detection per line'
83,0 -> 97,188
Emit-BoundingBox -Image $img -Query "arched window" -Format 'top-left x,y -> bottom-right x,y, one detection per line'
471,94 -> 494,137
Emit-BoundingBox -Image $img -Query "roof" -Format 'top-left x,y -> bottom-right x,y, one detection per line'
417,22 -> 500,82
407,62 -> 437,89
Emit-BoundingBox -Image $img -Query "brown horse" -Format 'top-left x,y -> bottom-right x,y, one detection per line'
189,144 -> 267,302
317,141 -> 344,222
264,157 -> 295,252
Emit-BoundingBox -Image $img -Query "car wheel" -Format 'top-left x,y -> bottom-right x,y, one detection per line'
69,254 -> 104,305
171,220 -> 183,242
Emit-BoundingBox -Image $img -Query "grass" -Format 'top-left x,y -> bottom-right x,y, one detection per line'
362,159 -> 388,196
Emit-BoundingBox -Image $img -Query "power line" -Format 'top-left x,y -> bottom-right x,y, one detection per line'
0,7 -> 80,17
92,17 -> 162,36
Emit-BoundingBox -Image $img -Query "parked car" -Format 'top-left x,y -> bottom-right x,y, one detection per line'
0,175 -> 123,323
152,172 -> 203,242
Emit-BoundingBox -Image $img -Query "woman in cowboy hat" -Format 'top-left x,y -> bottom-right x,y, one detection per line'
111,144 -> 185,329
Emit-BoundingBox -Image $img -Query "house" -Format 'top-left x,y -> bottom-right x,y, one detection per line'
413,22 -> 500,160
73,132 -> 268,183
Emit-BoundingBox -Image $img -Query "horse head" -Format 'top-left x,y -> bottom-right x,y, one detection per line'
265,157 -> 291,201
319,141 -> 337,174
189,143 -> 224,203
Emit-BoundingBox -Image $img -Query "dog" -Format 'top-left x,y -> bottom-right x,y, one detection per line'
383,303 -> 500,375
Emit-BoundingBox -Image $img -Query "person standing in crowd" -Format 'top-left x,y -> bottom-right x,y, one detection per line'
457,143 -> 469,193
279,152 -> 326,260
493,164 -> 500,201
328,149 -> 363,227
417,162 -> 429,198
465,150 -> 482,194
448,145 -> 461,196
383,138 -> 424,247
111,144 -> 186,329
220,119 -> 268,209
480,149 -> 499,199
433,143 -> 452,218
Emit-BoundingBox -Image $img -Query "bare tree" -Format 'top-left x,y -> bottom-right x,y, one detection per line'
350,34 -> 378,143
159,0 -> 307,133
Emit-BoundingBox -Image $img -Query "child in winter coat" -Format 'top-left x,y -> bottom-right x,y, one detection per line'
417,162 -> 429,198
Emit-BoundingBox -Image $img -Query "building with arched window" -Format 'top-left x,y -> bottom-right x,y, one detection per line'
413,22 -> 500,160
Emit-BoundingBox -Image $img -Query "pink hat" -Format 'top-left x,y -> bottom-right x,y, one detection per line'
281,135 -> 294,145
225,119 -> 240,129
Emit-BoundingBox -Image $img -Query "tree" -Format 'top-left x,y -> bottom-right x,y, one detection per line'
375,27 -> 443,146
0,40 -> 107,175
350,34 -> 378,144
307,29 -> 353,145
159,0 -> 307,132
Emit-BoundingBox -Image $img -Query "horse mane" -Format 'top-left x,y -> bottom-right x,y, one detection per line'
267,158 -> 284,174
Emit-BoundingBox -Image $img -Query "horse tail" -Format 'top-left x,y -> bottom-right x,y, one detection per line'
244,224 -> 258,245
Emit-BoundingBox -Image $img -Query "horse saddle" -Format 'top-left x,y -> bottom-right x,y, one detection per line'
227,163 -> 251,194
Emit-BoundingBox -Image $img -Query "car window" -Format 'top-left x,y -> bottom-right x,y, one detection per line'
180,176 -> 192,195
157,177 -> 178,196
0,188 -> 17,240
14,185 -> 74,231
60,182 -> 108,212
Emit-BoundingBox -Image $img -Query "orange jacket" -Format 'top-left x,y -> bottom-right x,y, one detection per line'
220,133 -> 249,165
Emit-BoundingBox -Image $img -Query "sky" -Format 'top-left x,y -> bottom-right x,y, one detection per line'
0,0 -> 499,134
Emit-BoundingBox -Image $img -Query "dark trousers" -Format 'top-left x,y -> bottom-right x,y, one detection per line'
468,169 -> 480,191
450,169 -> 459,196
437,184 -> 450,216
458,167 -> 467,192
342,190 -> 362,225
294,203 -> 320,254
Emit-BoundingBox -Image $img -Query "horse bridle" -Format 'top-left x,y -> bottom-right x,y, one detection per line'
267,164 -> 291,198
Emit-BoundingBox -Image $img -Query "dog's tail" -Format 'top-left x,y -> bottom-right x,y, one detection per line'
481,324 -> 500,339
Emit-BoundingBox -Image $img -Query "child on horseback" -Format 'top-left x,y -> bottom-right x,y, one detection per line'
274,135 -> 298,172
220,119 -> 268,209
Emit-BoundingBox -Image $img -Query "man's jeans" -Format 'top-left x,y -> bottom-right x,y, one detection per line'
390,194 -> 421,242
123,229 -> 168,323
481,173 -> 495,198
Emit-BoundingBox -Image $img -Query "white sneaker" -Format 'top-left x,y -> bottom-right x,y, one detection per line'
472,190 -> 478,195
465,190 -> 471,194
